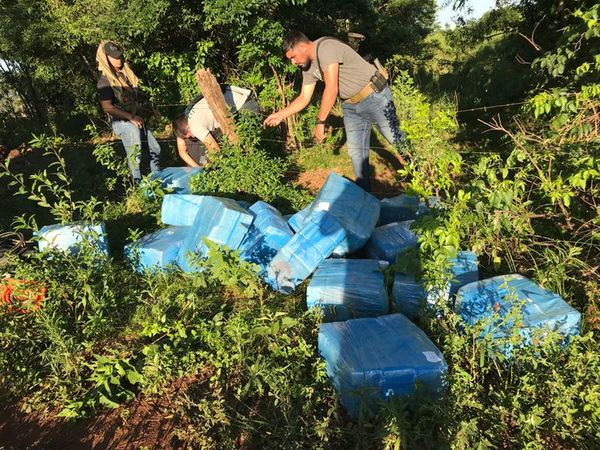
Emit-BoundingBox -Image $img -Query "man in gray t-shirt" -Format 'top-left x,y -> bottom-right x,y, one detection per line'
264,31 -> 407,192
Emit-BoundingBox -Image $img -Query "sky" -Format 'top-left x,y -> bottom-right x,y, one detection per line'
436,0 -> 498,28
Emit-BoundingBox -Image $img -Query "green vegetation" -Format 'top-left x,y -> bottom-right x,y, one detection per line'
0,0 -> 598,448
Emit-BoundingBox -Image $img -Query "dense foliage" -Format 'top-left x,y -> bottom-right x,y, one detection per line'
0,0 -> 598,448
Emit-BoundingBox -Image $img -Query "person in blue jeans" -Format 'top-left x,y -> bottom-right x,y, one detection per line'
264,31 -> 408,192
96,41 -> 161,183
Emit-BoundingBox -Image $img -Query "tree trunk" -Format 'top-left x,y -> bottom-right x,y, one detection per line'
270,64 -> 301,152
195,68 -> 239,145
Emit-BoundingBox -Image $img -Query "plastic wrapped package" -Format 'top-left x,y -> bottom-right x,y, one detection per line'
318,314 -> 448,418
264,210 -> 347,294
124,226 -> 189,272
392,251 -> 479,319
306,259 -> 388,321
36,222 -> 109,256
289,173 -> 380,256
287,206 -> 311,232
161,194 -> 206,227
448,251 -> 479,295
455,274 -> 581,346
365,220 -> 418,263
378,194 -> 430,226
177,196 -> 254,272
238,201 -> 294,273
150,167 -> 202,194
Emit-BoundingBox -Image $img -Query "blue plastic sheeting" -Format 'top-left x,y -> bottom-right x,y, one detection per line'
151,167 -> 202,194
238,201 -> 294,273
455,274 -> 581,345
177,196 -> 254,272
392,251 -> 479,319
161,194 -> 206,227
124,226 -> 189,272
307,259 -> 388,322
36,222 -> 109,256
365,220 -> 418,263
289,173 -> 380,256
287,206 -> 311,232
318,314 -> 448,418
378,194 -> 430,226
264,210 -> 347,294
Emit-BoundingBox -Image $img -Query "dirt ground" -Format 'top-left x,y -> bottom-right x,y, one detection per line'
0,376 -> 203,450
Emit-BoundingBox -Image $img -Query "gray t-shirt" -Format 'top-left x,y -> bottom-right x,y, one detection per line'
302,38 -> 377,100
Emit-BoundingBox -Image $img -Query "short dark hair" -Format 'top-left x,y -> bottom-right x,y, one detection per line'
172,113 -> 189,138
283,31 -> 310,53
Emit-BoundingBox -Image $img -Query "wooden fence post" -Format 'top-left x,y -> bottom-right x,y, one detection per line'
195,68 -> 239,144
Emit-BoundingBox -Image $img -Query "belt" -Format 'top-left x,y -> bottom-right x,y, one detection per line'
344,83 -> 376,105
344,70 -> 389,105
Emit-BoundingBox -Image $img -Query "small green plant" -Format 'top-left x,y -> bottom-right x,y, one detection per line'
59,351 -> 145,419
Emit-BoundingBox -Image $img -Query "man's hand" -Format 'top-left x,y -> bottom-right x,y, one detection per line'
314,123 -> 326,142
130,115 -> 144,128
263,111 -> 287,127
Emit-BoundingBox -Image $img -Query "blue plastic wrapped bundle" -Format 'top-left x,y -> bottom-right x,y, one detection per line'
264,210 -> 347,294
306,259 -> 388,321
36,222 -> 109,256
161,194 -> 206,227
124,226 -> 189,272
392,251 -> 479,319
151,167 -> 202,194
289,173 -> 380,256
378,194 -> 430,226
287,206 -> 311,232
177,196 -> 254,272
391,274 -> 430,319
365,220 -> 418,263
238,201 -> 294,273
454,274 -> 581,346
318,314 -> 448,418
448,251 -> 479,295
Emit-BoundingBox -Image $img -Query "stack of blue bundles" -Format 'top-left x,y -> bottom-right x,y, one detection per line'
306,259 -> 388,321
287,173 -> 380,256
177,196 -> 254,272
392,251 -> 479,319
161,194 -> 206,227
151,167 -> 202,194
454,274 -> 581,346
124,227 -> 189,272
265,210 -> 347,294
365,220 -> 418,263
36,222 -> 109,256
318,314 -> 448,418
378,194 -> 430,226
238,201 -> 294,273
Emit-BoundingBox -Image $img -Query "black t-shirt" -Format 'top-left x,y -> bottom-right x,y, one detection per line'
97,75 -> 115,103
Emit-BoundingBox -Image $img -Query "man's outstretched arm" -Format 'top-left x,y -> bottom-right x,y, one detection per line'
263,82 -> 317,126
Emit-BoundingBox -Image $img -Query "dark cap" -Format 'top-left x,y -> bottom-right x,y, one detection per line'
104,41 -> 123,59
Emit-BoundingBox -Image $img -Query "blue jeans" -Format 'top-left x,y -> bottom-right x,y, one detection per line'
112,120 -> 161,182
342,85 -> 406,192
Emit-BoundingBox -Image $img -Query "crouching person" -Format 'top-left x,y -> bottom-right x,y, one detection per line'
172,85 -> 258,167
